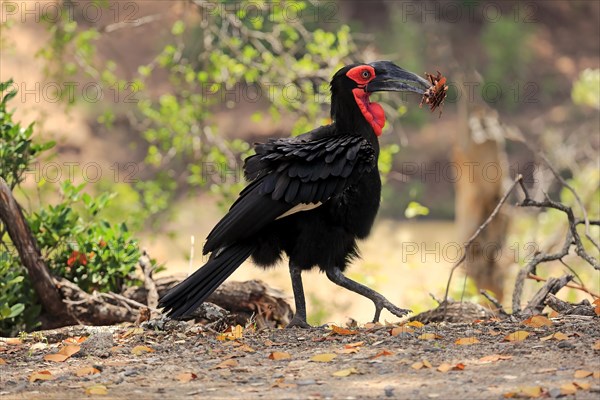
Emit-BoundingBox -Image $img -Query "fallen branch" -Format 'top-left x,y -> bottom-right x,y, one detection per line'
545,293 -> 596,317
511,177 -> 600,313
521,274 -> 573,316
443,175 -> 522,315
56,278 -> 137,325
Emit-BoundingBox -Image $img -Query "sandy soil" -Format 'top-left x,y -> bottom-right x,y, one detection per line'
1,315 -> 599,400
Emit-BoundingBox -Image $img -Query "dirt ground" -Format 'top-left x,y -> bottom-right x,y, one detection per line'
1,315 -> 599,400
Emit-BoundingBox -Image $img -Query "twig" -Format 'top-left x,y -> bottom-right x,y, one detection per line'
101,14 -> 162,33
99,292 -> 159,313
479,290 -> 509,316
517,180 -> 599,270
522,274 -> 573,316
527,273 -> 600,299
538,152 -> 600,252
443,175 -> 522,313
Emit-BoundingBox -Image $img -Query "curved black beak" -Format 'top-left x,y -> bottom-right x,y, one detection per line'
366,61 -> 431,95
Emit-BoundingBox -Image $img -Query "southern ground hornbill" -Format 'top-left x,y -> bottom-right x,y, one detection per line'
159,61 -> 442,328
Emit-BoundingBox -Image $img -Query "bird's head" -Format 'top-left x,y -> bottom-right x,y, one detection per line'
330,61 -> 431,137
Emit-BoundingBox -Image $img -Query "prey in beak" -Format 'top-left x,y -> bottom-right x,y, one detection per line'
366,61 -> 448,114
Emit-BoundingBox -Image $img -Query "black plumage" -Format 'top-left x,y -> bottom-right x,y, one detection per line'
159,61 -> 432,326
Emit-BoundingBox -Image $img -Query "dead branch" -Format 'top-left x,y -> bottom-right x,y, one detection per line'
538,152 -> 600,252
545,293 -> 596,316
521,274 -> 573,316
443,175 -> 522,311
56,278 -> 136,325
139,250 -> 159,309
479,290 -> 509,317
527,273 -> 600,299
0,177 -> 75,326
511,177 -> 600,313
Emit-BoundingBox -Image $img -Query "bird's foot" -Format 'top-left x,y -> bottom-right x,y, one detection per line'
286,315 -> 312,329
372,297 -> 412,323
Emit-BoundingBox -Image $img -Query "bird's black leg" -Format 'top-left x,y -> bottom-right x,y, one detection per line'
286,262 -> 312,329
326,267 -> 411,322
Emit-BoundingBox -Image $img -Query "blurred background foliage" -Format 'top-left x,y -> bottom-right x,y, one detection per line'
0,0 -> 598,331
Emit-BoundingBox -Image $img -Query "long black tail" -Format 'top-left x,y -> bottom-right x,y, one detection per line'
159,243 -> 256,318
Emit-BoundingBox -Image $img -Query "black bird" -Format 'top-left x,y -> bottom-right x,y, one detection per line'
159,61 -> 432,327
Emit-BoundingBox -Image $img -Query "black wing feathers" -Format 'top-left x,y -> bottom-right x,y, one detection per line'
203,126 -> 376,254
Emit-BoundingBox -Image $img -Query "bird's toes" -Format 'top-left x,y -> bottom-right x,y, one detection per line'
379,300 -> 412,318
286,316 -> 313,329
388,305 -> 412,317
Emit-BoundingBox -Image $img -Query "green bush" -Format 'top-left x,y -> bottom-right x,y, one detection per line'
0,80 -> 142,336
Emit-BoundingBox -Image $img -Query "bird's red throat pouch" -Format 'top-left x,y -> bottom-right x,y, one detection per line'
352,88 -> 385,136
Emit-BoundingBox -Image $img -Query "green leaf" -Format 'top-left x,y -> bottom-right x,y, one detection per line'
405,201 -> 430,219
171,20 -> 185,36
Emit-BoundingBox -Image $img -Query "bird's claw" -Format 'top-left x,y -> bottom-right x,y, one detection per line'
372,298 -> 412,323
286,316 -> 312,329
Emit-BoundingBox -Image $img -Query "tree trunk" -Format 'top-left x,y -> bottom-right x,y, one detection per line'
453,73 -> 510,302
0,177 -> 75,326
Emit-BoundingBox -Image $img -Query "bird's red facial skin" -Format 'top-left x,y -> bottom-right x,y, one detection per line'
346,66 -> 385,136
346,65 -> 376,86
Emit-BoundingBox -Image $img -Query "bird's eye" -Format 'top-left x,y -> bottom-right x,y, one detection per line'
361,70 -> 371,79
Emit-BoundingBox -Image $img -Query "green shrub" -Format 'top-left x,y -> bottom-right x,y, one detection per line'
0,80 -> 142,336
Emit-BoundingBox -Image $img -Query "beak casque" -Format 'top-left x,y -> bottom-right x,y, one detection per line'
366,61 -> 431,95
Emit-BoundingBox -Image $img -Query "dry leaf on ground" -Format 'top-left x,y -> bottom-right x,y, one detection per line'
411,360 -> 432,370
522,316 -> 552,327
406,321 -> 424,328
44,345 -> 81,362
216,325 -> 244,341
560,383 -> 578,395
0,358 -> 6,365
418,333 -> 441,340
437,363 -> 453,372
574,381 -> 591,390
479,354 -> 512,363
574,370 -> 592,378
84,384 -> 108,395
176,372 -> 197,383
504,386 -> 543,398
311,353 -> 337,362
390,326 -> 414,336
131,345 -> 154,356
330,325 -> 358,335
75,366 -> 100,377
540,332 -> 569,341
268,351 -> 291,360
63,336 -> 87,345
455,337 -> 480,345
504,331 -> 530,342
371,349 -> 393,359
29,370 -> 54,382
345,341 -> 364,348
